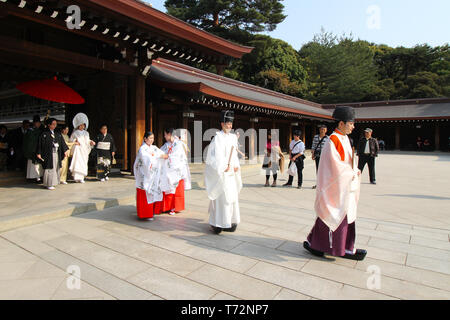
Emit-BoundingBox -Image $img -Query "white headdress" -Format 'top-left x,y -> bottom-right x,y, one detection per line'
72,112 -> 89,130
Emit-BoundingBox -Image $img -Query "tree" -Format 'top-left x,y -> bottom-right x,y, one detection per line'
254,70 -> 304,96
406,71 -> 442,98
164,0 -> 286,43
299,30 -> 378,103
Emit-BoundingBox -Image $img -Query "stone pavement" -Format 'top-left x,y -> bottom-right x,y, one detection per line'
0,152 -> 449,300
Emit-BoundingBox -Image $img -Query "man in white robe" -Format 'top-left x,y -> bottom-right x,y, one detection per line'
204,110 -> 242,234
69,113 -> 95,183
304,106 -> 367,261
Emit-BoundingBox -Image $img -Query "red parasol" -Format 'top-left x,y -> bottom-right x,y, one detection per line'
16,76 -> 85,104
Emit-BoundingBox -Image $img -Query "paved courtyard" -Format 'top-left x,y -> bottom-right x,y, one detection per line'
0,152 -> 449,300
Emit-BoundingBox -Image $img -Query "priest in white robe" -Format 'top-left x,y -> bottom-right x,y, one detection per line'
134,131 -> 168,220
160,128 -> 192,215
204,110 -> 242,234
69,113 -> 95,183
304,106 -> 367,261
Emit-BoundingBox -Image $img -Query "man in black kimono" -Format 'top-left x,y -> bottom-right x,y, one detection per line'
36,118 -> 69,190
94,124 -> 116,182
10,120 -> 30,171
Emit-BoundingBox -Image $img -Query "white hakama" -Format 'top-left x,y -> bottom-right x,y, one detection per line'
205,131 -> 242,229
43,149 -> 60,187
26,159 -> 43,179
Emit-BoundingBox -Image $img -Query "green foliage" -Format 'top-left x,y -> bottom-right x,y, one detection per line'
299,31 -> 378,103
164,0 -> 286,43
163,1 -> 449,103
299,29 -> 449,103
254,70 -> 304,96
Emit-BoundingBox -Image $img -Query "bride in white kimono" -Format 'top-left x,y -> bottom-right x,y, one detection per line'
69,113 -> 95,183
204,110 -> 242,234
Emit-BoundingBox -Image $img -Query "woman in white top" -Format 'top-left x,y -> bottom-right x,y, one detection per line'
134,131 -> 168,220
69,113 -> 95,183
283,129 -> 305,189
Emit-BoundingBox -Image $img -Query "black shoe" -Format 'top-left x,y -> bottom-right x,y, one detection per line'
223,224 -> 237,232
211,226 -> 222,234
370,181 -> 376,185
343,249 -> 367,261
283,183 -> 292,187
312,185 -> 316,189
303,241 -> 324,257
297,186 -> 302,189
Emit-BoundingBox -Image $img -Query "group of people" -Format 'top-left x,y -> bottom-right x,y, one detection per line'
262,124 -> 379,189
262,106 -> 369,260
136,107 -> 368,261
134,111 -> 242,235
416,136 -> 433,151
1,112 -> 117,189
133,128 -> 191,220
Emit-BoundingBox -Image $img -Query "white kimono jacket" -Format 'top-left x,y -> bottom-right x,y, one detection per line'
205,130 -> 243,228
314,130 -> 361,231
160,137 -> 191,194
134,143 -> 165,204
69,129 -> 92,180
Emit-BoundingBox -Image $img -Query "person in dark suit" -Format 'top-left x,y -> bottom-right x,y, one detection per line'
10,120 -> 30,171
0,125 -> 11,171
357,128 -> 379,185
36,118 -> 69,190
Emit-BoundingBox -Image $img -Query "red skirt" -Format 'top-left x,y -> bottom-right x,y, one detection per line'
136,188 -> 163,219
162,179 -> 185,213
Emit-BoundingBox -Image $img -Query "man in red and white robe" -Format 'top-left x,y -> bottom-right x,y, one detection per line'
304,106 -> 367,261
160,128 -> 191,215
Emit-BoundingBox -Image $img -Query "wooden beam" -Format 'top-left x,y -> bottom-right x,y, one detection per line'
0,35 -> 137,75
2,1 -> 139,51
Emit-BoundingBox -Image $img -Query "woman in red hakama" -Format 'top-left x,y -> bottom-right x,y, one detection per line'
136,188 -> 163,219
161,179 -> 185,214
134,131 -> 168,221
160,128 -> 192,215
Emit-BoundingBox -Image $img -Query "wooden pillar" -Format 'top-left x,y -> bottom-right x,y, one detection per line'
288,125 -> 292,147
313,122 -> 318,137
434,124 -> 440,151
182,107 -> 189,130
130,75 -> 146,171
249,120 -> 256,160
301,121 -> 306,142
115,75 -> 128,171
148,101 -> 153,133
395,126 -> 401,150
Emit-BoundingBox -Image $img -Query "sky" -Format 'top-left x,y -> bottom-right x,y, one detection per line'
144,0 -> 449,49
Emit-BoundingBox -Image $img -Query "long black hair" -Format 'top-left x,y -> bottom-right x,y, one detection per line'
164,128 -> 175,135
143,131 -> 154,139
